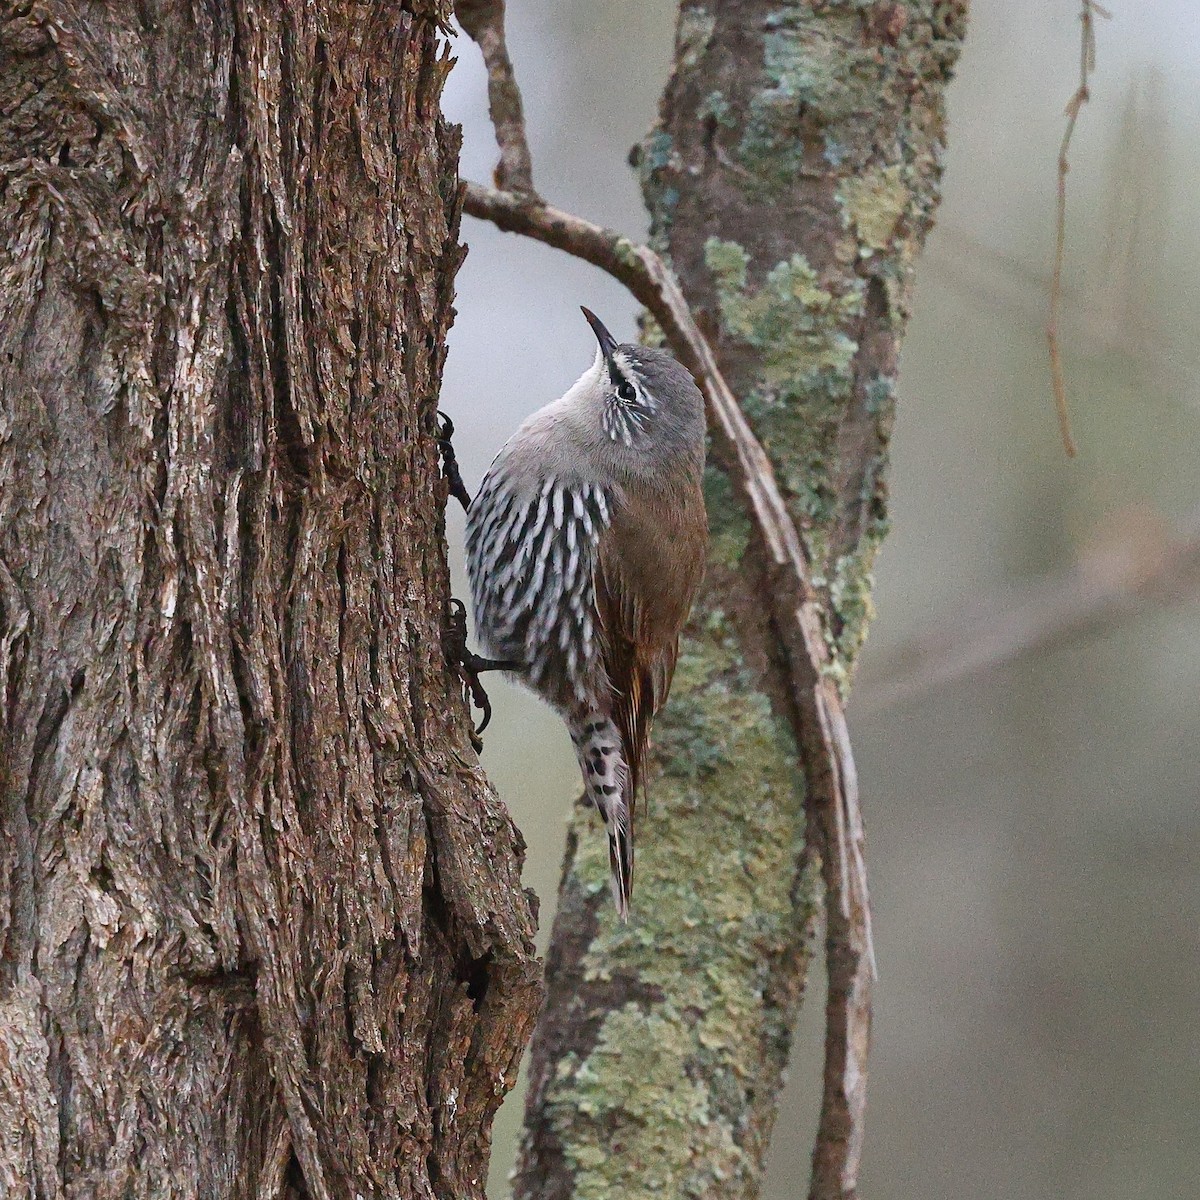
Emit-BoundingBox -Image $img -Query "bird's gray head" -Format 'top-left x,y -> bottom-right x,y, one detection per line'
572,307 -> 706,472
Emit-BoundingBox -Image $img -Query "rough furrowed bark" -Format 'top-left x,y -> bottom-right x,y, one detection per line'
0,4 -> 539,1199
515,4 -> 966,1199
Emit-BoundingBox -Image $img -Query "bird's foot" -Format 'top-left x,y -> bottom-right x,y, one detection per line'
442,599 -> 521,750
437,412 -> 472,512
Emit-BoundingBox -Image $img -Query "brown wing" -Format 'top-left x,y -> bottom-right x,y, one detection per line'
594,475 -> 707,806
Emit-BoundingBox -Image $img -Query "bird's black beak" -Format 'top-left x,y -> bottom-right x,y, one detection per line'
581,307 -> 618,362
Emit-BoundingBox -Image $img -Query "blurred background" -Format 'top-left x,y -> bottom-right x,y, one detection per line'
439,3 -> 1200,1197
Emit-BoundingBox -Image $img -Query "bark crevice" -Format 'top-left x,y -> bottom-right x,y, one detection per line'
1,5 -> 540,1198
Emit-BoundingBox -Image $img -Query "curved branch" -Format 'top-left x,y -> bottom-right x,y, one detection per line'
453,0 -> 536,196
462,179 -> 874,1198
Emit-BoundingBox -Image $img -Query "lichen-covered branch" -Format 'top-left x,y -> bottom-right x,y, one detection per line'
640,9 -> 963,1197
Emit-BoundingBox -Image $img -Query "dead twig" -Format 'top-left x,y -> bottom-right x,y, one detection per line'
1047,0 -> 1110,458
453,0 -> 536,196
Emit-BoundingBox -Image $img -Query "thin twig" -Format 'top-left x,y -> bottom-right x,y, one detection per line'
453,0 -> 536,196
1047,1 -> 1110,458
462,182 -> 874,1197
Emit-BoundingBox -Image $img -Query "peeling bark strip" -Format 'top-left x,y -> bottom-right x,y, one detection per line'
513,4 -> 966,1200
0,4 -> 539,1199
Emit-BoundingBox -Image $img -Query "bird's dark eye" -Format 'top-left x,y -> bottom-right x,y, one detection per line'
616,380 -> 636,402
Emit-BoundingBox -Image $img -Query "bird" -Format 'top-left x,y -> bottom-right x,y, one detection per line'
463,307 -> 708,919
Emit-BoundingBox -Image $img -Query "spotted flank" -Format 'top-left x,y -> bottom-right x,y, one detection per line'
569,712 -> 633,920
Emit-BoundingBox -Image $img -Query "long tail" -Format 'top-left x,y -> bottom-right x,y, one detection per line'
569,713 -> 633,920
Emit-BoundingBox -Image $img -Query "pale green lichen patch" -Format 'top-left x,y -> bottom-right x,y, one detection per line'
838,164 -> 910,253
641,129 -> 675,176
760,18 -> 879,124
704,235 -> 861,532
827,551 -> 878,684
637,128 -> 680,247
701,233 -> 905,674
827,368 -> 897,671
737,14 -> 881,197
698,89 -> 733,128
865,371 -> 896,416
703,239 -> 860,387
543,611 -> 816,1198
637,310 -> 668,349
613,236 -> 641,270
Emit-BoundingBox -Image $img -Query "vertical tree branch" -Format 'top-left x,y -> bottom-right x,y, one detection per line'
453,0 -> 537,196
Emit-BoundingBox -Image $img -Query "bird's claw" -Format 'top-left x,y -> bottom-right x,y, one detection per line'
442,598 -> 521,750
437,412 -> 472,512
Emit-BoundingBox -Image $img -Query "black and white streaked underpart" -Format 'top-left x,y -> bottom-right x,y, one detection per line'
466,476 -> 612,705
570,711 -> 632,906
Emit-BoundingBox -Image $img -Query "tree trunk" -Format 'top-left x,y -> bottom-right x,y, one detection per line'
515,3 -> 966,1198
0,4 -> 539,1198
